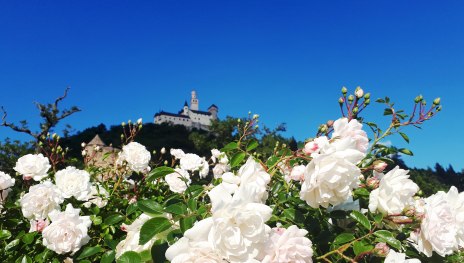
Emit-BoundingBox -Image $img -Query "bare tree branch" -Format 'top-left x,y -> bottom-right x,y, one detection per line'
1,106 -> 39,139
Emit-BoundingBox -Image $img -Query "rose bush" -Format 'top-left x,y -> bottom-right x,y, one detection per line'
1,87 -> 460,263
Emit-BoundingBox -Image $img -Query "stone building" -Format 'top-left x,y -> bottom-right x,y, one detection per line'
84,134 -> 119,170
153,91 -> 218,130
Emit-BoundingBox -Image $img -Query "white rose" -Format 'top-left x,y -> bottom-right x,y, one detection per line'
262,225 -> 313,263
384,250 -> 421,263
14,153 -> 51,181
199,159 -> 210,178
83,183 -> 109,208
55,166 -> 92,201
211,149 -> 228,165
165,168 -> 191,193
42,204 -> 91,254
212,163 -> 230,179
0,171 -> 15,202
303,136 -> 329,156
210,201 -> 272,262
411,187 -> 463,257
119,142 -> 151,173
236,157 -> 271,203
116,213 -> 154,258
285,165 -> 306,182
332,118 -> 369,153
369,166 -> 419,215
170,148 -> 185,159
180,153 -> 204,171
20,181 -> 64,220
300,147 -> 364,208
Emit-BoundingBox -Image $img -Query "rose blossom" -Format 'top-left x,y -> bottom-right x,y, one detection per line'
285,165 -> 306,182
300,146 -> 364,208
212,163 -> 230,178
262,225 -> 313,263
332,118 -> 369,153
42,204 -> 91,254
180,153 -> 205,171
165,168 -> 191,193
170,148 -> 185,159
118,142 -> 151,172
116,213 -> 155,258
303,136 -> 329,156
83,183 -> 109,208
0,171 -> 15,203
20,181 -> 64,220
235,157 -> 271,203
368,166 -> 419,215
410,186 -> 464,257
384,250 -> 421,263
211,149 -> 228,164
55,166 -> 92,201
14,153 -> 51,181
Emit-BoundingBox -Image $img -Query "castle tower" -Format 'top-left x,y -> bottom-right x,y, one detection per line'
190,90 -> 199,111
208,104 -> 219,120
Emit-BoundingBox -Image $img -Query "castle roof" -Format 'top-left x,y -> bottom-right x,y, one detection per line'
87,134 -> 106,146
190,109 -> 212,116
154,111 -> 191,119
208,104 -> 219,110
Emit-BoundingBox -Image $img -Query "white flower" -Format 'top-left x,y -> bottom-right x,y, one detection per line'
42,204 -> 91,254
29,218 -> 49,232
118,142 -> 151,173
285,165 -> 305,182
0,171 -> 15,203
303,136 -> 329,155
300,146 -> 364,208
262,225 -> 313,263
332,118 -> 369,153
20,181 -> 64,220
368,166 -> 419,215
212,163 -> 230,178
211,149 -> 229,164
199,159 -> 210,178
355,87 -> 364,98
83,184 -> 109,208
14,153 -> 51,181
170,148 -> 185,159
55,166 -> 92,201
410,187 -> 464,257
165,168 -> 191,193
384,250 -> 421,263
236,157 -> 271,203
180,153 -> 204,171
116,213 -> 155,258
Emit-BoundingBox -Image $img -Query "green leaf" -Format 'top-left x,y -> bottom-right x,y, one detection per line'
34,249 -> 53,263
399,132 -> 410,143
353,188 -> 370,197
165,203 -> 187,215
116,251 -> 142,263
147,166 -> 176,182
91,215 -> 103,225
139,217 -> 172,245
383,108 -> 393,116
126,203 -> 138,216
138,200 -> 164,215
180,216 -> 196,233
21,232 -> 37,245
221,142 -> 238,151
77,246 -> 103,260
104,214 -> 125,225
399,148 -> 414,156
353,240 -> 374,255
230,152 -> 246,167
100,251 -> 116,263
151,242 -> 169,263
19,256 -> 32,263
350,211 -> 371,230
374,230 -> 402,250
246,140 -> 259,151
333,233 -> 355,245
0,229 -> 12,240
5,239 -> 20,251
375,98 -> 385,103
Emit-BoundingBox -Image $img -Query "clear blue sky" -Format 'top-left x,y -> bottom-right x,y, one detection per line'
1,1 -> 463,170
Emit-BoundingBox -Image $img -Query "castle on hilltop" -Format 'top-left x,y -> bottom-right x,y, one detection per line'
154,91 -> 218,130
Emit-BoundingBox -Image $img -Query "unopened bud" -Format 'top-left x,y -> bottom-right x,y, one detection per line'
255,125 -> 259,129
355,87 -> 364,98
364,93 -> 371,99
152,150 -> 157,154
375,242 -> 390,257
326,120 -> 334,127
436,105 -> 442,112
128,120 -> 132,124
120,134 -> 124,139
81,142 -> 86,148
237,118 -> 241,123
163,160 -> 168,165
374,161 -> 387,172
341,86 -> 348,94
421,100 -> 426,106
121,122 -> 126,126
338,97 -> 344,104
433,97 -> 441,105
161,147 -> 166,154
414,95 -> 423,103
82,150 -> 87,156
348,95 -> 354,102
253,114 -> 259,119
319,124 -> 328,133
365,99 -> 370,105
352,107 -> 359,114
366,177 -> 380,189
137,118 -> 143,124
52,133 -> 58,139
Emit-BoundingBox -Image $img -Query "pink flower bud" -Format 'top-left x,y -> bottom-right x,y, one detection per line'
366,177 -> 380,189
355,87 -> 364,98
375,242 -> 390,256
303,141 -> 319,155
374,161 -> 388,172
